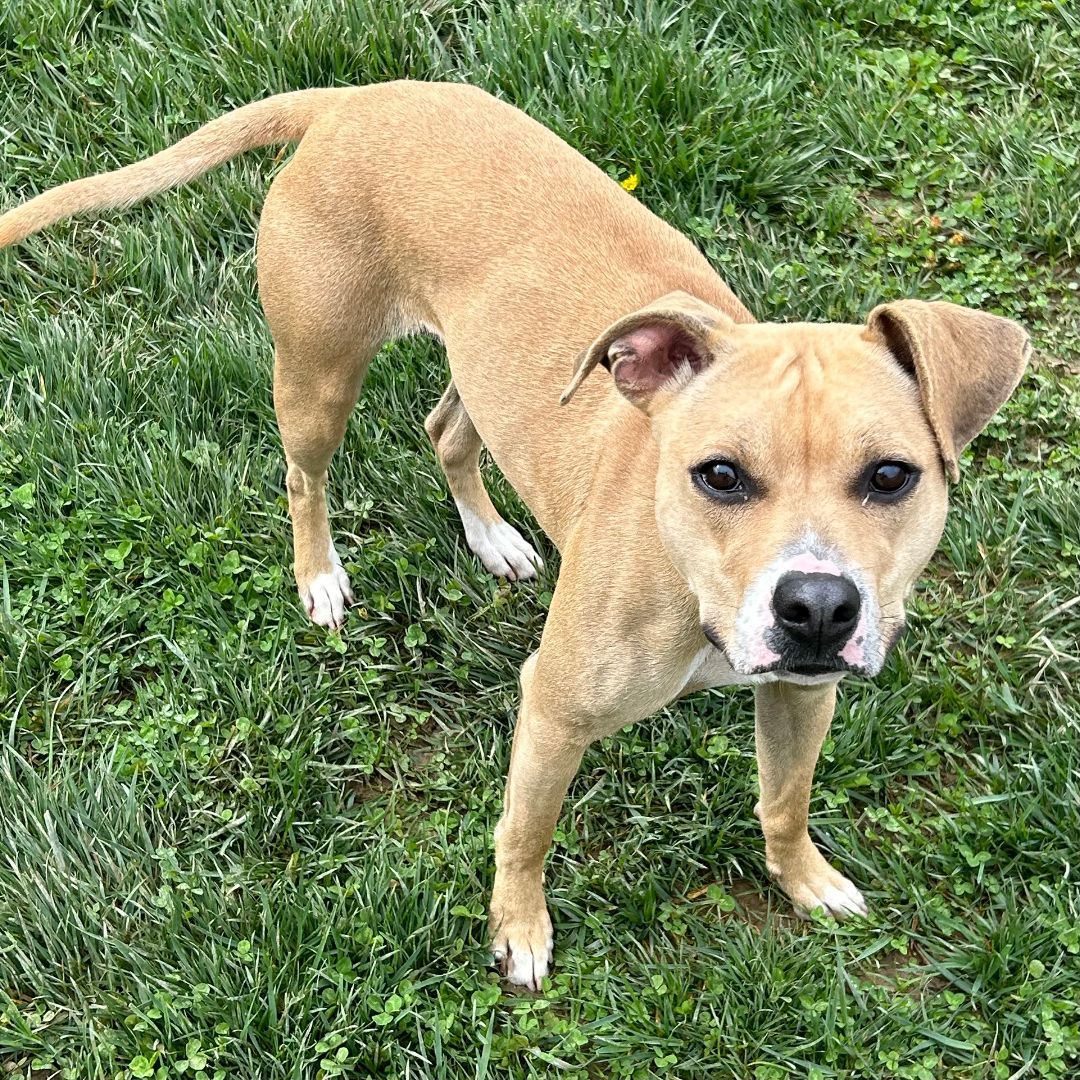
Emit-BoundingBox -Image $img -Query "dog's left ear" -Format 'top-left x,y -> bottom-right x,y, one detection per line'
865,300 -> 1030,481
561,291 -> 726,409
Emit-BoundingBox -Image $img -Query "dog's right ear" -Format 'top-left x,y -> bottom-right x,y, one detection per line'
560,292 -> 726,409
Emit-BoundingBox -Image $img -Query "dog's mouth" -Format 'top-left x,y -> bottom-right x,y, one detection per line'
702,624 -> 864,681
758,659 -> 852,685
702,625 -> 727,653
780,661 -> 847,677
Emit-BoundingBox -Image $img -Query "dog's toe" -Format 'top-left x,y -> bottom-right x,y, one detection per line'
490,902 -> 553,992
303,547 -> 354,629
491,521 -> 544,579
464,514 -> 543,581
770,843 -> 868,920
493,929 -> 554,992
789,869 -> 868,920
305,571 -> 350,628
813,881 -> 867,918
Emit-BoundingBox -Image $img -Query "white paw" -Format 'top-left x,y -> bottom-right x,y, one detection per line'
783,864 -> 868,920
458,505 -> 543,581
490,903 -> 553,991
301,544 -> 354,629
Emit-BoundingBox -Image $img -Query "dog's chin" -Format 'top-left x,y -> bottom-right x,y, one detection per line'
767,665 -> 850,686
723,662 -> 848,686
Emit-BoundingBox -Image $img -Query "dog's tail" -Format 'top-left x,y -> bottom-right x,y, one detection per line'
0,89 -> 346,249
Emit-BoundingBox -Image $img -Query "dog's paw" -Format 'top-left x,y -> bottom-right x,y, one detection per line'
301,545 -> 354,629
490,900 -> 553,991
769,845 -> 868,920
459,507 -> 544,581
788,870 -> 867,920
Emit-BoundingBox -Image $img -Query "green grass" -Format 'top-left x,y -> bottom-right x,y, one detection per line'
1,1 -> 1079,1077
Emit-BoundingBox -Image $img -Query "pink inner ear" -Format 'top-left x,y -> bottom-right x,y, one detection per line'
610,323 -> 709,401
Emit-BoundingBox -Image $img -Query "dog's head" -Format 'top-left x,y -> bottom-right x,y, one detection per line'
563,292 -> 1029,683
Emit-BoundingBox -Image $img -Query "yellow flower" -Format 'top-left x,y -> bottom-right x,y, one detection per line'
620,172 -> 640,192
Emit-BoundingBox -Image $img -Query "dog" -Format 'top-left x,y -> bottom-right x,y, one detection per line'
0,81 -> 1029,990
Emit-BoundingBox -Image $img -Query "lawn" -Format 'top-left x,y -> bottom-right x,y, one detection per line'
1,1 -> 1079,1077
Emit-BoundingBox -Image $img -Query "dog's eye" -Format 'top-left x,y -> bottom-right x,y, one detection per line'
692,459 -> 748,499
866,460 -> 918,500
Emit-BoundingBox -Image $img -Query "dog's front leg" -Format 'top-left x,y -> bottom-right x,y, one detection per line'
489,652 -> 594,991
754,681 -> 868,919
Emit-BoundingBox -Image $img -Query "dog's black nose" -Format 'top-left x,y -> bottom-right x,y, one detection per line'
772,572 -> 861,654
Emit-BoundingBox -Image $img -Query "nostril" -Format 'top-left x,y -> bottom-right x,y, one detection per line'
786,602 -> 811,624
832,602 -> 857,625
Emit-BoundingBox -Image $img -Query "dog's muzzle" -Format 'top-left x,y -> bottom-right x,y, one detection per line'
720,534 -> 889,679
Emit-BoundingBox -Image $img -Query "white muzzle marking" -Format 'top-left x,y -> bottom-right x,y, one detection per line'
727,533 -> 882,676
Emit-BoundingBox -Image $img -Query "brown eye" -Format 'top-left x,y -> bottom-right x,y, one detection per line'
868,461 -> 917,499
692,460 -> 748,499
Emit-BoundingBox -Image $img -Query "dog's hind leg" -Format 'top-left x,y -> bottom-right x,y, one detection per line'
258,159 -> 388,628
425,381 -> 543,580
274,340 -> 372,628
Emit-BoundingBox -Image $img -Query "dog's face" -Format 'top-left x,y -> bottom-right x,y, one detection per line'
650,323 -> 948,681
565,295 -> 1029,683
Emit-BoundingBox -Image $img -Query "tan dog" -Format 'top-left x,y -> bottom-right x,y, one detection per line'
0,81 -> 1029,990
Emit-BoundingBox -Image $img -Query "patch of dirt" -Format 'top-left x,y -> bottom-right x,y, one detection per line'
686,877 -> 802,933
3,1060 -> 58,1079
730,877 -> 779,931
343,735 -> 438,804
858,947 -> 948,999
861,948 -> 914,989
